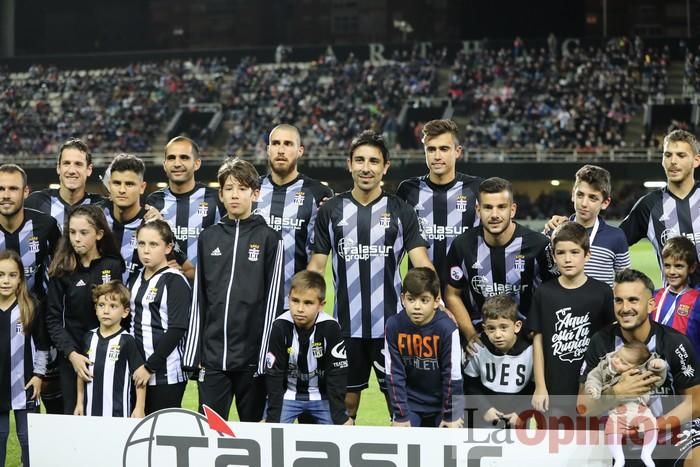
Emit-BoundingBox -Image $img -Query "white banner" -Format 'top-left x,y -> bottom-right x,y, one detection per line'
28,409 -> 614,467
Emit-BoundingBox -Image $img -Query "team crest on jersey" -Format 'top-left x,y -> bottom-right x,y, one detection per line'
197,202 -> 209,217
27,236 -> 40,253
130,235 -> 138,248
293,191 -> 305,206
108,344 -> 121,362
379,213 -> 391,229
455,196 -> 468,212
248,244 -> 260,262
678,304 -> 691,317
101,270 -> 112,283
514,255 -> 526,272
15,321 -> 22,335
312,342 -> 324,358
265,352 -> 276,369
145,287 -> 158,302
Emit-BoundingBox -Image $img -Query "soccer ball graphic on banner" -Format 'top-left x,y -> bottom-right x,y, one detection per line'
122,407 -> 231,467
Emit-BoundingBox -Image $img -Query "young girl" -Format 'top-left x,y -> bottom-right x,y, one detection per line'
130,220 -> 191,414
45,205 -> 124,414
0,250 -> 48,467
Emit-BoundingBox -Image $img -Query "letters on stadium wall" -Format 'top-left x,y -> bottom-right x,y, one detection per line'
28,409 -> 615,467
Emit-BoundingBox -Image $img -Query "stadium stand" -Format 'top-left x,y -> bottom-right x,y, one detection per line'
1,39 -> 677,158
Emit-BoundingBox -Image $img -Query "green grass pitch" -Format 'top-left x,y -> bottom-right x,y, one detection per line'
6,241 -> 660,466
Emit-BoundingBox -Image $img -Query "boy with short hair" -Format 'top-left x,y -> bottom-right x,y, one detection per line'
545,164 -> 630,287
464,294 -> 533,428
183,157 -> 284,421
653,236 -> 700,353
74,281 -> 146,418
530,221 -> 614,415
265,270 -> 351,425
384,267 -> 464,427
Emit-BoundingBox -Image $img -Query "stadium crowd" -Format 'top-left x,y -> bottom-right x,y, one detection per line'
1,38 -> 679,160
452,39 -> 670,150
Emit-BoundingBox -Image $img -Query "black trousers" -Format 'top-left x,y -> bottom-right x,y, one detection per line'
145,382 -> 187,415
58,357 -> 78,415
199,369 -> 265,421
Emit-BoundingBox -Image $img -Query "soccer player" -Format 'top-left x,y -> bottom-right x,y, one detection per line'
265,270 -> 351,425
146,136 -> 223,279
544,164 -> 630,287
254,124 -> 333,303
25,138 -> 104,233
384,267 -> 464,428
101,154 -> 185,284
530,222 -> 614,416
578,269 -> 700,467
100,155 -> 150,284
0,164 -> 61,300
397,119 -> 481,292
445,177 -> 553,340
74,281 -> 145,418
183,158 -> 284,421
307,130 -> 433,421
620,129 -> 700,285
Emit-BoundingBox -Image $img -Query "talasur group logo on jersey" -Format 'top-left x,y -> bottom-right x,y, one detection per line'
248,243 -> 260,262
418,217 -> 469,241
27,236 -> 40,253
253,208 -> 307,231
293,191 -> 305,206
471,275 -> 528,297
337,237 -> 393,260
660,228 -> 700,246
197,201 -> 209,217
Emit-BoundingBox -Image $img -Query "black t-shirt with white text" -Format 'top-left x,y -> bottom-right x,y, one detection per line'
529,277 -> 615,396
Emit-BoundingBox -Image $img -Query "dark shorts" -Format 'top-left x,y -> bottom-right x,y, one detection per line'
346,338 -> 386,392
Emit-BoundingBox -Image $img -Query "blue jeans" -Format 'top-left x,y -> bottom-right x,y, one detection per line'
280,399 -> 333,424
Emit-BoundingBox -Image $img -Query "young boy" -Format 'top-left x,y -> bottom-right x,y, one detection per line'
463,294 -> 533,428
544,164 -> 630,287
265,270 -> 351,425
384,267 -> 464,427
74,281 -> 145,418
653,236 -> 700,354
183,157 -> 284,421
530,221 -> 614,416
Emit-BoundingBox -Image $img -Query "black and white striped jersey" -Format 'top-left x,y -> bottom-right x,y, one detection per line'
25,188 -> 105,233
0,301 -> 48,411
312,191 -> 428,339
183,215 -> 284,375
146,183 -> 224,267
396,173 -> 482,291
0,208 -> 60,300
129,266 -> 190,386
254,174 -> 333,305
82,328 -> 143,417
265,311 -> 348,424
620,183 -> 700,285
446,223 -> 554,325
102,205 -> 147,285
